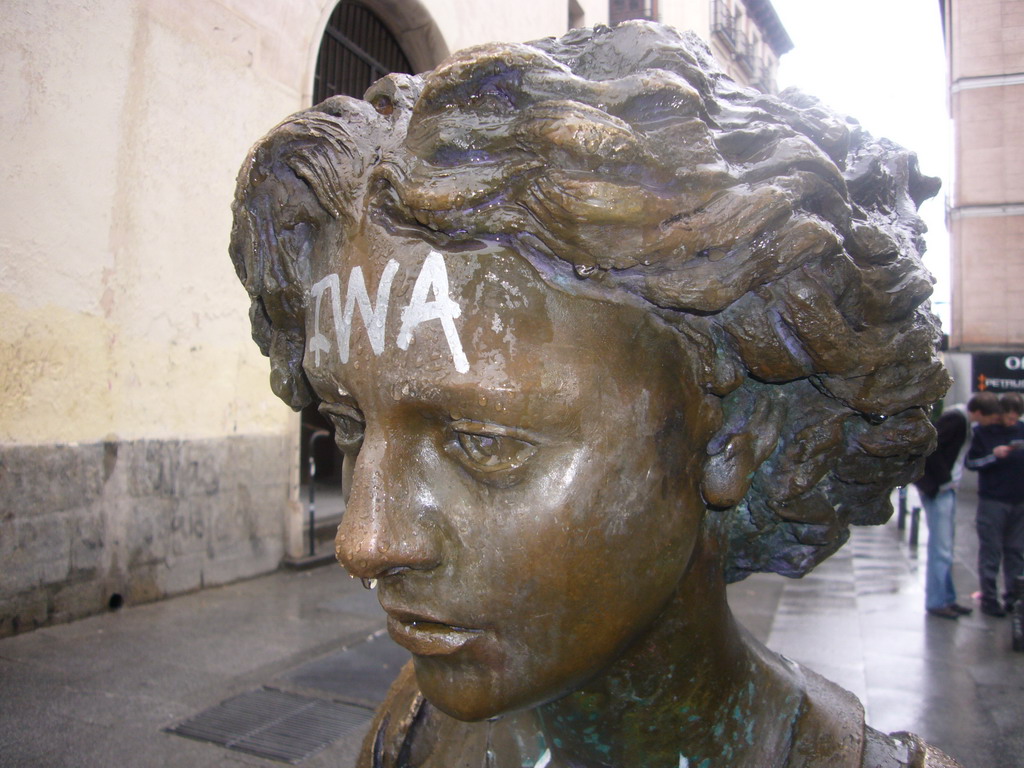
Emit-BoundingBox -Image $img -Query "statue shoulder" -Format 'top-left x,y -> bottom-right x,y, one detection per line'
358,660 -> 962,768
865,729 -> 965,768
786,662 -> 962,768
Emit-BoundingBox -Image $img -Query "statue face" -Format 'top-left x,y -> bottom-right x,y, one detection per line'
307,221 -> 713,721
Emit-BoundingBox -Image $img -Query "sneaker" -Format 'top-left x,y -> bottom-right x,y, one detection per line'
981,601 -> 1007,618
927,606 -> 960,620
949,603 -> 974,616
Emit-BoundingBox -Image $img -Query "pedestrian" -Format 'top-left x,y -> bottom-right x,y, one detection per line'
999,391 -> 1024,433
999,392 -> 1024,612
914,394 -> 1002,619
966,391 -> 1024,617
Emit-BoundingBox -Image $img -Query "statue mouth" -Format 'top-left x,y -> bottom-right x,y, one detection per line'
385,610 -> 484,656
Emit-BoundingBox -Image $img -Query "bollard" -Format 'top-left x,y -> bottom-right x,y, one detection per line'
307,429 -> 332,557
897,486 -> 908,531
1012,575 -> 1024,653
908,505 -> 921,551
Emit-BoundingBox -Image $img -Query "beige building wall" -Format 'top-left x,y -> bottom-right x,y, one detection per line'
0,0 -> 608,637
945,0 -> 1024,350
656,0 -> 790,92
658,0 -> 712,39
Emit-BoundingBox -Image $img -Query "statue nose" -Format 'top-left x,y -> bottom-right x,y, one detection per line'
334,436 -> 443,579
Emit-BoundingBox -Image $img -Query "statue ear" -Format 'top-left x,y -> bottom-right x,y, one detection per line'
700,389 -> 784,509
701,432 -> 756,509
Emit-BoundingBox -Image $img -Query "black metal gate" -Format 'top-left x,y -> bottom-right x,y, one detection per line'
313,1 -> 414,102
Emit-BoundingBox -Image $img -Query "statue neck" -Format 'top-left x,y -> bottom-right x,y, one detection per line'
525,552 -> 806,768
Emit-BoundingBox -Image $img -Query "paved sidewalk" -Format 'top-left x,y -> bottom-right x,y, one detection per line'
1,489 -> 1022,767
732,489 -> 1024,767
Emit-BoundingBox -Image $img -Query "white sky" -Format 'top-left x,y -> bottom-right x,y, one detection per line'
769,0 -> 952,329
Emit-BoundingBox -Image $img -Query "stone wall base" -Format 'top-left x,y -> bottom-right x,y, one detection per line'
0,434 -> 291,637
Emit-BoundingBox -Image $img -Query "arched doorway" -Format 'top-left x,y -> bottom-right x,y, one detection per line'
313,1 -> 414,102
299,2 -> 416,549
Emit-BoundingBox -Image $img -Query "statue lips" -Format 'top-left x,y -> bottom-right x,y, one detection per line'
385,608 -> 485,657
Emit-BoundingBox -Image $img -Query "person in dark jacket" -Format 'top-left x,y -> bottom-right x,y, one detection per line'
966,391 -> 1024,616
915,393 -> 1002,618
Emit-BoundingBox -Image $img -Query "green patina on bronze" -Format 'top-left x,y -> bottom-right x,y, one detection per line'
230,21 -> 960,768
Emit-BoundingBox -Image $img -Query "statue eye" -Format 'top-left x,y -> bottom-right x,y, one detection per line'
450,420 -> 538,475
318,402 -> 365,452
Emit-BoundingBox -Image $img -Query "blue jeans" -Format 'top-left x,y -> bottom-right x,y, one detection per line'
923,489 -> 958,610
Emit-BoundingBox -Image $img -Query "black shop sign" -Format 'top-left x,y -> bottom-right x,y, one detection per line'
973,352 -> 1024,393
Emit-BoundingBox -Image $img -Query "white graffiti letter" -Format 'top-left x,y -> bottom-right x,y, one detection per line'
341,259 -> 399,361
308,273 -> 341,366
397,250 -> 469,373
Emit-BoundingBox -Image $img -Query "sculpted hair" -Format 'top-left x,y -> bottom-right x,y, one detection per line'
230,22 -> 950,581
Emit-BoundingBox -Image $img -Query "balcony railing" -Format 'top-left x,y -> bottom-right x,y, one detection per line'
710,0 -> 778,92
734,32 -> 757,77
711,0 -> 740,51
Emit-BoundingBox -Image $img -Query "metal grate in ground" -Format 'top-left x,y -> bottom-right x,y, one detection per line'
165,687 -> 374,764
281,631 -> 409,706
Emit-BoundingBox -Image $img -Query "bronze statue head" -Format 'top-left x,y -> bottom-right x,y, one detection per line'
230,21 -> 951,766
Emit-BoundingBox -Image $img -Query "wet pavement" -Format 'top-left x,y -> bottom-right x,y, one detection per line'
1,488 -> 1022,767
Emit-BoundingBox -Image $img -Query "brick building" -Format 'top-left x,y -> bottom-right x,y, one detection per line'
941,0 -> 1024,397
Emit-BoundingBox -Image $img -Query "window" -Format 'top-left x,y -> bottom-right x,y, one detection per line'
609,0 -> 659,25
569,0 -> 585,29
